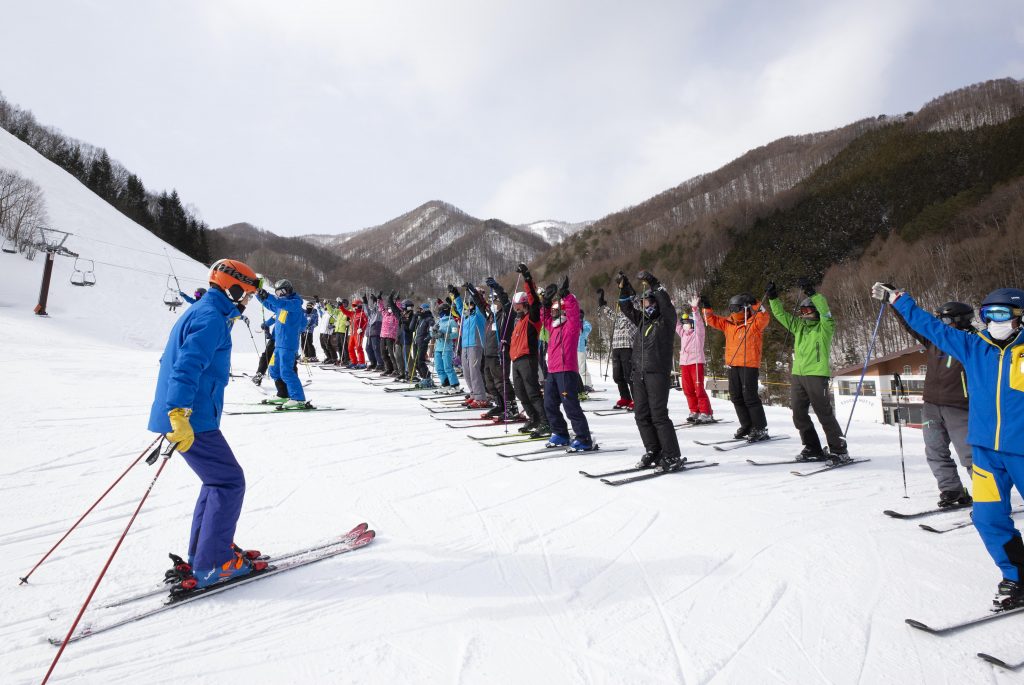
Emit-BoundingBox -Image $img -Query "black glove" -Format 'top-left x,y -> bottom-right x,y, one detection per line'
615,271 -> 628,288
542,284 -> 557,307
462,281 -> 475,293
256,288 -> 269,301
558,276 -> 570,298
765,281 -> 779,300
447,284 -> 459,297
388,290 -> 397,304
699,294 -> 711,309
797,276 -> 815,297
515,263 -> 531,279
362,293 -> 369,303
636,270 -> 659,289
485,277 -> 500,290
597,288 -> 607,308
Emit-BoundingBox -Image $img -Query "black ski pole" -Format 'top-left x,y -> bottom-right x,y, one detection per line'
894,372 -> 909,498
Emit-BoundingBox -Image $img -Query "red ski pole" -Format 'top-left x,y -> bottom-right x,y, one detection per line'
19,436 -> 162,585
42,442 -> 175,684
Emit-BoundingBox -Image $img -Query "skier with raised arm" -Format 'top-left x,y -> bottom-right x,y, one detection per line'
256,279 -> 309,409
874,283 -> 1024,611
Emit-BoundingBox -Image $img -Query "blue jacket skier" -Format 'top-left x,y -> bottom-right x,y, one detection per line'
148,258 -> 264,590
257,279 -> 307,406
877,283 -> 1024,611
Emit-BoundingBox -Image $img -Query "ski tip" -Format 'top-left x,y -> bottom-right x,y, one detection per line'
882,510 -> 905,518
978,653 -> 1013,669
904,618 -> 937,632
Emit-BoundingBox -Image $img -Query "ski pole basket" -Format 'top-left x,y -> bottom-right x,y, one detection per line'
163,275 -> 182,311
70,257 -> 96,287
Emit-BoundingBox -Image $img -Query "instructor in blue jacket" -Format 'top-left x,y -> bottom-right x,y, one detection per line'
148,258 -> 262,590
256,278 -> 307,406
875,282 -> 1024,612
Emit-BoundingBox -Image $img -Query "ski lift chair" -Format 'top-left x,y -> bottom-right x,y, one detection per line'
82,259 -> 96,286
70,257 -> 87,286
164,274 -> 182,311
1,237 -> 15,254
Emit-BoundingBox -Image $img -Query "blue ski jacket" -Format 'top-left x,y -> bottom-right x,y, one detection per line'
457,295 -> 486,348
259,291 -> 304,351
148,288 -> 238,434
893,294 -> 1024,455
433,314 -> 460,352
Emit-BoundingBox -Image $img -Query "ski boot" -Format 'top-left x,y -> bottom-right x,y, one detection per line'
937,487 -> 973,509
694,413 -> 715,425
685,412 -> 699,424
827,439 -> 851,465
263,396 -> 288,405
993,579 -> 1024,612
232,543 -> 263,561
796,447 -> 829,462
636,452 -> 660,469
734,426 -> 751,440
545,433 -> 571,449
568,437 -> 597,452
614,398 -> 631,409
519,419 -> 538,434
530,423 -> 553,439
416,378 -> 436,389
251,372 -> 264,386
657,454 -> 686,472
281,399 -> 313,410
482,405 -> 503,420
175,552 -> 268,594
577,391 -> 590,402
746,428 -> 770,443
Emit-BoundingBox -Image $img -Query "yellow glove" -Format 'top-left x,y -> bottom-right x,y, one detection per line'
166,408 -> 195,453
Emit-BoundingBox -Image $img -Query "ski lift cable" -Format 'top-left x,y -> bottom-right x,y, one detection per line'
72,234 -> 200,262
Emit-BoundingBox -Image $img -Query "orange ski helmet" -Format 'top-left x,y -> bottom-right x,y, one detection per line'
209,259 -> 259,302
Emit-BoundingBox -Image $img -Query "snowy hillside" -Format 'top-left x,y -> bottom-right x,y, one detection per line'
4,125 -> 1024,683
519,219 -> 591,245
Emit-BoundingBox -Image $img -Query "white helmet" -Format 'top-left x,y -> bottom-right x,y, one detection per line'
512,291 -> 528,305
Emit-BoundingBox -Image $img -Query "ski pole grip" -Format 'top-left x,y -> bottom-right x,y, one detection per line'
144,438 -> 164,466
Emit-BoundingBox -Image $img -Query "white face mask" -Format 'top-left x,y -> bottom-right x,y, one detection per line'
988,320 -> 1019,340
490,304 -> 498,313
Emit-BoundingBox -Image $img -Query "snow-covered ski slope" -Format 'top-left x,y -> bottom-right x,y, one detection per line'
2,128 -> 1023,683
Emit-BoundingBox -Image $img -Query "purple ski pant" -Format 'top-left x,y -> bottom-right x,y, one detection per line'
179,430 -> 246,570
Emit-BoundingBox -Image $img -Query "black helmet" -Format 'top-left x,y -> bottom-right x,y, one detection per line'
274,279 -> 294,295
935,301 -> 974,330
439,303 -> 451,316
798,297 -> 819,320
402,298 -> 414,309
728,293 -> 755,313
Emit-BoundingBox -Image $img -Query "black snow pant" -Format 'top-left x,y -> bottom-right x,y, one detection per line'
791,375 -> 845,454
728,366 -> 766,434
612,347 -> 634,401
300,332 -> 316,360
512,356 -> 545,424
381,338 -> 396,373
415,343 -> 430,379
257,338 -> 275,375
543,371 -> 590,441
340,332 -> 350,364
632,371 -> 681,459
483,354 -> 515,413
328,333 -> 343,363
319,333 -> 332,362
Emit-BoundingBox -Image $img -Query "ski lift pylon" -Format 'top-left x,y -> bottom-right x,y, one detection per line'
163,274 -> 182,311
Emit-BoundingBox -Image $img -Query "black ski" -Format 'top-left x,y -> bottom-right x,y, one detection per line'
905,605 -> 1024,635
50,528 -> 375,645
713,435 -> 790,452
580,459 -> 706,479
791,458 -> 870,476
675,419 -> 732,429
883,503 -> 972,519
601,461 -> 719,485
694,437 -> 745,446
225,406 -> 344,415
590,409 -> 633,416
977,653 -> 1024,670
917,505 -> 1024,533
514,446 -> 627,462
746,458 -> 805,466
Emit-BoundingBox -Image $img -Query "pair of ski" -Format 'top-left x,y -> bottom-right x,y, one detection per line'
498,444 -> 628,461
49,524 -> 375,645
579,459 -> 719,485
884,504 -> 1024,534
224,401 -> 344,415
448,419 -> 526,430
694,435 -> 790,452
744,456 -> 871,476
675,419 -> 731,429
907,605 -> 1024,670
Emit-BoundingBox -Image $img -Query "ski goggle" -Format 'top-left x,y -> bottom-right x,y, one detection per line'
728,304 -> 746,313
980,305 -> 1022,323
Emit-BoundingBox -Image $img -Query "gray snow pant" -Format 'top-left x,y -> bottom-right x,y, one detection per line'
922,401 -> 973,493
462,345 -> 486,401
791,375 -> 845,453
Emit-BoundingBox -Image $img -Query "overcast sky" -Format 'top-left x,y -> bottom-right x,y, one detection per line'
0,1 -> 1020,236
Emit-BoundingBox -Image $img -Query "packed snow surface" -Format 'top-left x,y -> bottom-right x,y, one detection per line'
2,126 -> 1022,684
